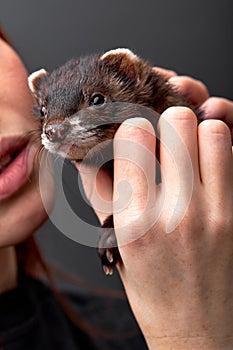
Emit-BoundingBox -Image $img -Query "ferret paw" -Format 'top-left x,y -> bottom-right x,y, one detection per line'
97,215 -> 122,275
98,246 -> 122,275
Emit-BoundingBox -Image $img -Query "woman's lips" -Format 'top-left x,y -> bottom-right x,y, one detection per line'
0,136 -> 34,200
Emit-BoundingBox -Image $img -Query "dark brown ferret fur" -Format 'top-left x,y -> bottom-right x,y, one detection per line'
29,48 -> 202,275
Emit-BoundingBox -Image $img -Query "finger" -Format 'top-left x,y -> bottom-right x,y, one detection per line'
169,76 -> 209,107
158,107 -> 200,204
75,162 -> 113,224
200,97 -> 233,138
198,120 -> 233,199
113,118 -> 156,229
152,66 -> 177,79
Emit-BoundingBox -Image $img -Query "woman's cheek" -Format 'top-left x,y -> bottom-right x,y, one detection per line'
0,157 -> 54,247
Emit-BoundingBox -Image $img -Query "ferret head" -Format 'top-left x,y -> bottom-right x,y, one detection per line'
28,49 -> 164,160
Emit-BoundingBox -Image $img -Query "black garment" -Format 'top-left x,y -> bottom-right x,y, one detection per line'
0,270 -> 147,349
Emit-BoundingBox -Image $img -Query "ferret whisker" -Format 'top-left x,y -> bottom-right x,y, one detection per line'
24,129 -> 42,148
53,154 -> 63,165
21,129 -> 49,173
98,150 -> 104,164
32,144 -> 54,177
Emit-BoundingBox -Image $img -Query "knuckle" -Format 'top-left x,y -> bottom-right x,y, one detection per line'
208,212 -> 233,234
169,75 -> 196,88
153,66 -> 177,78
207,96 -> 228,107
169,76 -> 209,103
166,69 -> 177,77
195,79 -> 209,96
202,97 -> 233,118
178,76 -> 193,87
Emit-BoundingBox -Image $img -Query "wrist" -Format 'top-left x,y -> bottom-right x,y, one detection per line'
125,294 -> 233,350
146,335 -> 233,350
134,310 -> 233,350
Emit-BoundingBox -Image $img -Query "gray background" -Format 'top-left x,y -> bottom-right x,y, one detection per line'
1,0 -> 232,291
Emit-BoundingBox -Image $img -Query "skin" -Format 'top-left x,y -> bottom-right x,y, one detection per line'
77,75 -> 233,349
0,38 -> 54,292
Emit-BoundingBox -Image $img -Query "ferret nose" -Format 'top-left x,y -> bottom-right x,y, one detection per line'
44,122 -> 70,142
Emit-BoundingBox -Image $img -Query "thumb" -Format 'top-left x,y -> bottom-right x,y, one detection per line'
75,162 -> 113,225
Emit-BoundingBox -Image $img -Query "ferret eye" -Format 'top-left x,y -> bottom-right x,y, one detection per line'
89,94 -> 106,106
41,106 -> 47,117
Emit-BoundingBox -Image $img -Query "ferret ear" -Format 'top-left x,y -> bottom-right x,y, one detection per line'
100,48 -> 139,81
28,69 -> 48,95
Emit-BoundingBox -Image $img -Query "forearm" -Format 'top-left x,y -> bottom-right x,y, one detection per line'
0,247 -> 17,293
76,72 -> 233,350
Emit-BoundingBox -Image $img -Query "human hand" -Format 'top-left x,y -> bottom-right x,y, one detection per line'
165,70 -> 233,137
112,110 -> 233,349
76,73 -> 233,349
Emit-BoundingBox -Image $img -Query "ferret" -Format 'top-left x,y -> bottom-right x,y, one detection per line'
28,48 -> 202,275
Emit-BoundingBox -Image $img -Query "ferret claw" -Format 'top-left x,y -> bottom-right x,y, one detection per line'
98,215 -> 122,276
103,265 -> 114,276
106,249 -> 114,263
